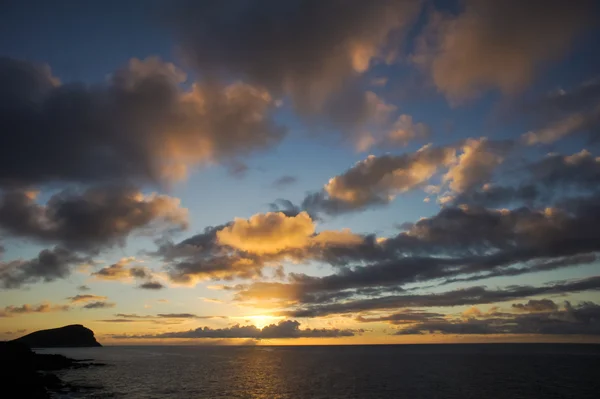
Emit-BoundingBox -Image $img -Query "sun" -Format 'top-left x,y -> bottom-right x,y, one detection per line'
244,315 -> 282,329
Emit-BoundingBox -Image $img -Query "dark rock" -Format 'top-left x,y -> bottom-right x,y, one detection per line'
11,324 -> 102,348
1,327 -> 104,398
0,341 -> 54,398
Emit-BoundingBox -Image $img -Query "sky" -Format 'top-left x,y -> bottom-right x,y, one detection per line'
1,0 -> 600,345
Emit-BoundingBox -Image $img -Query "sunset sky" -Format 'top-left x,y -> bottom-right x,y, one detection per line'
2,0 -> 600,345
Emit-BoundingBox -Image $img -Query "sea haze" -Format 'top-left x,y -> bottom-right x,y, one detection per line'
43,344 -> 600,399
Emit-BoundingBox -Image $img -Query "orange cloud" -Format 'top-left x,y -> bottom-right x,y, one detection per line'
325,145 -> 456,207
66,294 -> 108,303
0,302 -> 69,317
443,138 -> 512,194
217,212 -> 315,254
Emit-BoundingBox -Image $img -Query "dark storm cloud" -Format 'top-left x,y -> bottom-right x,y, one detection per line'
0,56 -> 284,188
139,281 -> 165,290
395,302 -> 600,335
114,320 -> 357,339
0,186 -> 187,252
282,276 -> 600,318
1,247 -> 86,289
82,301 -> 116,309
168,0 -> 420,129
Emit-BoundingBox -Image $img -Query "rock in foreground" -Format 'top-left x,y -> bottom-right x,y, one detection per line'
11,324 -> 102,348
0,340 -> 103,398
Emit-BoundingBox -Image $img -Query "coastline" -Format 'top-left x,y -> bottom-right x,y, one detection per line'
0,341 -> 104,398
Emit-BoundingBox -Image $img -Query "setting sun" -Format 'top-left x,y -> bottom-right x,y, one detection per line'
241,315 -> 283,329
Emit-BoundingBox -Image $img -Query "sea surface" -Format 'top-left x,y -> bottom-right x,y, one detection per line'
39,344 -> 600,399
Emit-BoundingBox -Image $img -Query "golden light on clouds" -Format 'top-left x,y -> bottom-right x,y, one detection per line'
217,212 -> 314,254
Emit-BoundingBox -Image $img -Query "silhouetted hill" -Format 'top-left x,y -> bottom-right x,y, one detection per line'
11,324 -> 102,348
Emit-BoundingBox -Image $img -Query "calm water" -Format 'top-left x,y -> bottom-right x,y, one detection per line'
40,344 -> 600,399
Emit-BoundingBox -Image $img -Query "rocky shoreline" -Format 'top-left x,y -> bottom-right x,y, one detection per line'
0,341 -> 105,398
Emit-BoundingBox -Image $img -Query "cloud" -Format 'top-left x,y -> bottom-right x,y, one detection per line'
66,294 -> 108,303
0,186 -> 188,252
216,212 -> 315,254
357,114 -> 430,151
356,310 -> 446,325
155,313 -> 224,319
442,138 -> 513,194
438,254 -> 598,286
0,302 -> 69,317
299,138 -> 512,215
92,258 -> 162,288
77,285 -> 91,291
0,56 -> 284,187
161,213 -> 366,284
512,299 -> 559,313
167,182 -> 600,292
139,281 -> 165,290
450,149 -> 600,208
395,301 -> 600,335
271,175 -> 298,189
114,320 -> 357,339
412,0 -> 597,103
92,258 -> 144,281
114,313 -> 155,319
304,144 -> 456,214
110,313 -> 224,320
521,78 -> 600,145
1,247 -> 86,289
231,189 -> 600,313
523,108 -> 600,145
82,301 -> 116,309
283,276 -> 600,318
385,114 -> 430,148
156,313 -> 197,318
168,0 -> 420,128
98,319 -> 142,323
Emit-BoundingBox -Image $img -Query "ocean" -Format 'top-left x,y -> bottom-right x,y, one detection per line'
40,344 -> 600,399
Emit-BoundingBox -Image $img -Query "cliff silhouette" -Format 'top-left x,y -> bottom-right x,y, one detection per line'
11,324 -> 102,348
